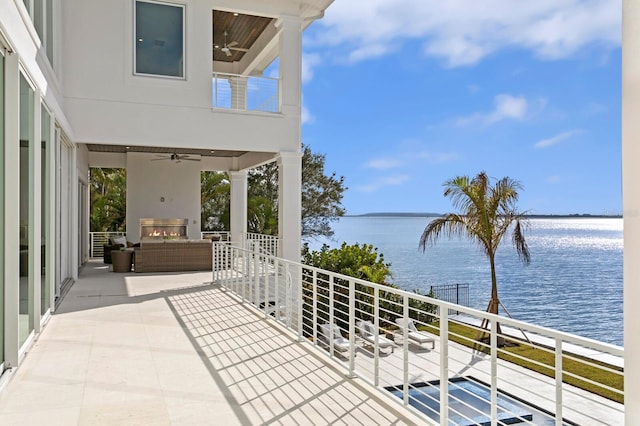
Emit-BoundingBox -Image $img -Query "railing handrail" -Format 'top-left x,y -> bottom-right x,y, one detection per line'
220,244 -> 622,355
211,242 -> 624,425
212,72 -> 280,113
89,231 -> 127,258
212,71 -> 279,83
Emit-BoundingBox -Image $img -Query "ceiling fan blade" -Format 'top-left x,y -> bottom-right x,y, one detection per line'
221,47 -> 232,56
181,158 -> 201,161
227,41 -> 238,48
229,47 -> 249,52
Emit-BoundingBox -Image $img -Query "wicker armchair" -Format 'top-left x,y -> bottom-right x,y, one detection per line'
103,243 -> 124,264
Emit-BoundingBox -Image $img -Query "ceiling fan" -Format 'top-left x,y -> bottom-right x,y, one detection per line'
151,153 -> 200,163
215,30 -> 249,57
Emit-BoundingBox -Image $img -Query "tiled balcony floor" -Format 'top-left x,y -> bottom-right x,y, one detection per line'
0,261 -> 422,425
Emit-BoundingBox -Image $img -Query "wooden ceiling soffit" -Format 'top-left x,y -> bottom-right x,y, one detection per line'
212,10 -> 273,64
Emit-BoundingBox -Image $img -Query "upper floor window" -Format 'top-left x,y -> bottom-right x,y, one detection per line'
135,0 -> 185,78
25,0 -> 55,67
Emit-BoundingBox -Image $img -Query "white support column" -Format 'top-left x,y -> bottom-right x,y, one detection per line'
31,89 -> 42,332
4,51 -> 20,368
46,114 -> 56,313
71,146 -> 78,279
229,76 -> 247,110
623,1 -> 640,421
229,170 -> 247,249
278,151 -> 302,261
276,14 -> 303,118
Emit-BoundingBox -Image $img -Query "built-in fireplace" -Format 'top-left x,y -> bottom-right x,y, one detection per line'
140,218 -> 188,240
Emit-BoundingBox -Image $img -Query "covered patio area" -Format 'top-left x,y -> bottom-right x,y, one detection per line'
0,261 -> 420,425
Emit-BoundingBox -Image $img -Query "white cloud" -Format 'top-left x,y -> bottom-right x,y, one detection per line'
313,0 -> 620,67
467,84 -> 480,94
356,174 -> 410,192
585,102 -> 607,116
534,129 -> 583,148
301,103 -> 314,125
302,53 -> 321,84
456,94 -> 528,126
416,151 -> 458,164
365,158 -> 401,169
301,94 -> 314,125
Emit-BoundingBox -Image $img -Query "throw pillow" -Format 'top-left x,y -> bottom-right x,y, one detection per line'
112,236 -> 127,246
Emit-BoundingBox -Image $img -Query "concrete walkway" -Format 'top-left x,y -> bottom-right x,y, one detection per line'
0,262 -> 422,425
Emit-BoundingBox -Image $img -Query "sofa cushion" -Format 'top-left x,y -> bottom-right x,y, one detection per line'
111,236 -> 127,246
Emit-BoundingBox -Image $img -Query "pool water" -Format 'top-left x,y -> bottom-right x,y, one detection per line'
386,377 -> 561,425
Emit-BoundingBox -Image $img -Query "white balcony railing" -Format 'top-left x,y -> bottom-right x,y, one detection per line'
200,231 -> 231,242
212,242 -> 624,425
244,232 -> 279,256
212,72 -> 279,113
89,231 -> 127,258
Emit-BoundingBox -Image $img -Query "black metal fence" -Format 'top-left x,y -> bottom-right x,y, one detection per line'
429,284 -> 469,314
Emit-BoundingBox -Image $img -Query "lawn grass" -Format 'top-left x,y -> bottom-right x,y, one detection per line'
425,320 -> 624,404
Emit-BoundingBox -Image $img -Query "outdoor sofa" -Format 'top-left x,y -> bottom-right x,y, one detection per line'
134,240 -> 212,273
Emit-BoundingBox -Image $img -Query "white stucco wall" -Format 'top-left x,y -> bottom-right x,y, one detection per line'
125,152 -> 201,242
76,144 -> 89,184
62,0 -> 301,153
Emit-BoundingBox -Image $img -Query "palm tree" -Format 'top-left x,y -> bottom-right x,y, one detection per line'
419,172 -> 530,331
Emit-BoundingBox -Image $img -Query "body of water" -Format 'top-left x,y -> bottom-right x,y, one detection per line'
307,216 -> 623,346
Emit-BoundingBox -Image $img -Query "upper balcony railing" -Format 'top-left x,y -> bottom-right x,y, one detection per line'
212,72 -> 280,113
212,242 -> 624,425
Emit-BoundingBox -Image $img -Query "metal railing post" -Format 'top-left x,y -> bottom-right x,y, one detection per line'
374,287 -> 380,386
403,295 -> 410,407
439,309 -> 449,426
491,317 -> 498,424
211,242 -> 217,284
348,278 -> 357,378
312,269 -> 318,346
555,336 -> 563,426
263,254 -> 269,319
271,258 -> 278,321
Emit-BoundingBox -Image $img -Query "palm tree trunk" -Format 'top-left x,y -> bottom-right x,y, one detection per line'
479,253 -> 503,339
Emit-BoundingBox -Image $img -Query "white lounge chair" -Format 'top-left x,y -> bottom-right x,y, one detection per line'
319,323 -> 352,357
395,318 -> 435,349
357,320 -> 395,353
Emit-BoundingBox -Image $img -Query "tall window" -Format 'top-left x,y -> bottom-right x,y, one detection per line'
135,1 -> 184,78
41,104 -> 51,315
28,0 -> 55,66
19,74 -> 35,346
0,52 -> 5,364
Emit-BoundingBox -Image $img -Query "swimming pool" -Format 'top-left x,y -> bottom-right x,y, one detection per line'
385,377 -> 562,425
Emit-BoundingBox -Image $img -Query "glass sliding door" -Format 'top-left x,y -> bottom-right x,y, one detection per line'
41,104 -> 51,315
0,51 -> 5,365
19,74 -> 34,346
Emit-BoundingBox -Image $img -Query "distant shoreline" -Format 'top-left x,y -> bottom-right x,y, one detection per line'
346,212 -> 623,219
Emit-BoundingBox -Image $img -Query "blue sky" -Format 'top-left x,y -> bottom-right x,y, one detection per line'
297,1 -> 621,215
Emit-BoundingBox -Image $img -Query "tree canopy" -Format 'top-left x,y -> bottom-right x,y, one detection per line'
202,144 -> 346,238
302,242 -> 391,284
89,168 -> 126,232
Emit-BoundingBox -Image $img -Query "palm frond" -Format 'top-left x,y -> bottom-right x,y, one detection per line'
419,214 -> 468,252
512,219 -> 531,265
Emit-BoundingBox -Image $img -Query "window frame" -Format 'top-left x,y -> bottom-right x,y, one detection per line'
133,0 -> 186,80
